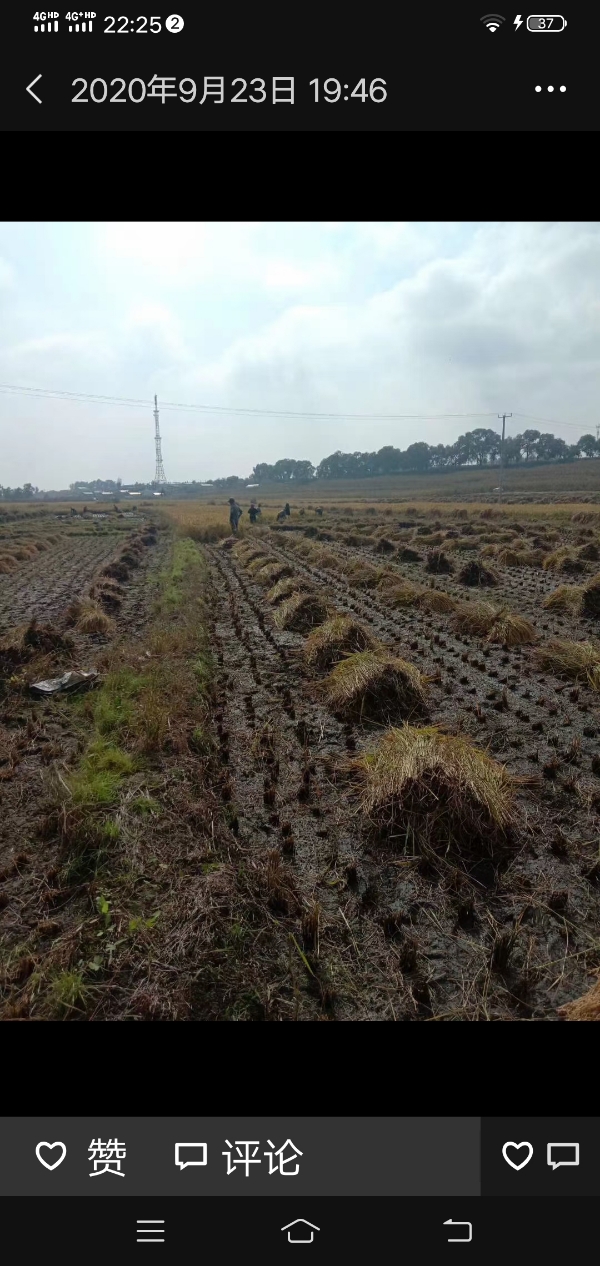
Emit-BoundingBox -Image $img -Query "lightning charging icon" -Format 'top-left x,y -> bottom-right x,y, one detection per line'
514,13 -> 523,28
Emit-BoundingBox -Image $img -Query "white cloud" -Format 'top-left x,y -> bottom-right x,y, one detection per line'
0,221 -> 599,485
1,331 -> 116,366
121,302 -> 192,364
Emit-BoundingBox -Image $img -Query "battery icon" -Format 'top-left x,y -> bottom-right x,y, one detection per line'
527,15 -> 567,29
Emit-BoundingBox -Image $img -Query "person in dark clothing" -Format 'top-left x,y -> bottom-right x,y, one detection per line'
248,500 -> 261,525
276,502 -> 291,523
228,498 -> 243,534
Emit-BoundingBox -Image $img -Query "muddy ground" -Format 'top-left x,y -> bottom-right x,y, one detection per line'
0,529 -> 169,980
2,507 -> 600,1020
203,527 -> 600,1019
0,534 -> 125,637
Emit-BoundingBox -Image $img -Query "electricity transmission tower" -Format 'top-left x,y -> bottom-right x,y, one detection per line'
153,394 -> 166,484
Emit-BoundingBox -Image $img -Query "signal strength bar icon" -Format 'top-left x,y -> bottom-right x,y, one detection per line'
34,20 -> 59,31
480,12 -> 506,31
69,19 -> 93,30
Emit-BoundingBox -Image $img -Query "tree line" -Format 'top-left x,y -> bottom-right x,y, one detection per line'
208,427 -> 600,486
3,427 -> 599,499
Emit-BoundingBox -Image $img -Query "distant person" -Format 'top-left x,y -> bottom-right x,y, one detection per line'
276,502 -> 291,523
228,497 -> 243,534
248,500 -> 261,525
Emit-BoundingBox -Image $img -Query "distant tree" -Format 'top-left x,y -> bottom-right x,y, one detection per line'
503,437 -> 524,465
578,434 -> 599,458
374,446 -> 403,475
270,458 -> 315,482
403,442 -> 431,473
316,451 -> 353,479
452,433 -> 477,466
521,429 -> 541,461
468,428 -> 501,466
429,444 -> 451,469
251,462 -> 275,482
291,460 -> 316,481
212,475 -> 244,489
536,433 -> 567,462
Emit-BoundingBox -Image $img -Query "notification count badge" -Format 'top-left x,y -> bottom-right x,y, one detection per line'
175,1143 -> 207,1170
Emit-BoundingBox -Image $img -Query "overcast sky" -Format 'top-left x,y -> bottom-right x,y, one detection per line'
1,221 -> 599,488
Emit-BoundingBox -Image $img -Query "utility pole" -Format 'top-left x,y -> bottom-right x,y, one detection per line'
153,394 -> 166,484
497,413 -> 512,499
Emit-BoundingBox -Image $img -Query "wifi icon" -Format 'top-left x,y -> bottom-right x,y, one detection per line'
480,12 -> 505,31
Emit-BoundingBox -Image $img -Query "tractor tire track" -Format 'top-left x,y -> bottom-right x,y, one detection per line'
206,544 -> 409,1021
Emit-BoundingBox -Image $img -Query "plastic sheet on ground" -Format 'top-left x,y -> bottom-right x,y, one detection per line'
29,670 -> 98,697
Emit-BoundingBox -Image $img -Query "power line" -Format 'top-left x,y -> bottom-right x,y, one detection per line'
512,412 -> 590,432
0,384 -> 150,409
0,381 -> 503,422
0,381 -> 593,433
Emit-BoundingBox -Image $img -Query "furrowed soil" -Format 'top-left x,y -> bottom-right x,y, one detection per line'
207,546 -> 406,1020
4,503 -> 600,1021
0,535 -> 125,636
200,519 -> 600,1021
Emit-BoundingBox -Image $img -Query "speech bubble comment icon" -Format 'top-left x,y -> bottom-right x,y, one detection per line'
547,1143 -> 579,1170
175,1143 -> 207,1170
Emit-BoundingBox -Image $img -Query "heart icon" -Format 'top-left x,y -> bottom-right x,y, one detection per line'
502,1141 -> 533,1171
36,1141 -> 67,1171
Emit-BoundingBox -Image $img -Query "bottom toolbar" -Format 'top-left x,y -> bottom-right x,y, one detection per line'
0,1198 -> 596,1264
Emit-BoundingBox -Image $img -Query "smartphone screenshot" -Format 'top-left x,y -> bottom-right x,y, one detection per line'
0,7 -> 593,130
0,1116 -> 597,1263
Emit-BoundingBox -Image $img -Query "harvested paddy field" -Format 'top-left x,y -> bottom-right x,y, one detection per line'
3,497 -> 600,1020
199,500 -> 600,1021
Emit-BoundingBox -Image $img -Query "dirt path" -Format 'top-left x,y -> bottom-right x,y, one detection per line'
205,535 -> 600,1019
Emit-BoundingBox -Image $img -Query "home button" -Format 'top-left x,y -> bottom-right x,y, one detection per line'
281,1220 -> 321,1244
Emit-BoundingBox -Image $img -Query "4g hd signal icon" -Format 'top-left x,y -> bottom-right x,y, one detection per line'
33,12 -> 59,31
66,11 -> 95,31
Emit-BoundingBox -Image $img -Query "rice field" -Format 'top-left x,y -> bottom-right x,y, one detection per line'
194,494 -> 600,1020
4,489 -> 600,1021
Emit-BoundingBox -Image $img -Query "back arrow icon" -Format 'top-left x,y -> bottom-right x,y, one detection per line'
26,74 -> 42,103
443,1220 -> 473,1243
